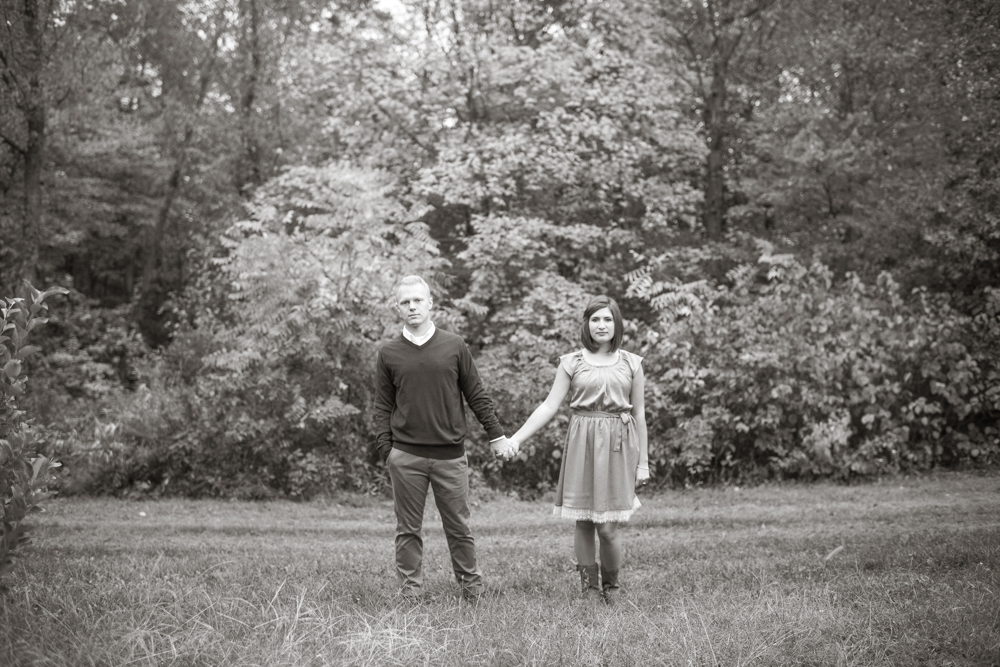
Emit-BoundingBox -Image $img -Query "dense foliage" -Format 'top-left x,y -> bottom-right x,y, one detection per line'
1,0 -> 997,497
79,164 -> 445,498
1,285 -> 66,590
627,242 -> 1000,482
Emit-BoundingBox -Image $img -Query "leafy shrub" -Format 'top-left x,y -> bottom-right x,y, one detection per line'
107,164 -> 445,498
1,285 -> 67,591
627,241 -> 1000,484
15,294 -> 150,495
49,201 -> 1000,497
34,417 -> 131,496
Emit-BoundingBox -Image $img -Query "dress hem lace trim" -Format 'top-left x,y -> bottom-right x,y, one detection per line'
552,497 -> 641,523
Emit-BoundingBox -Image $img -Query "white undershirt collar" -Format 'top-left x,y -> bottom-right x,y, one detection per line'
402,321 -> 436,346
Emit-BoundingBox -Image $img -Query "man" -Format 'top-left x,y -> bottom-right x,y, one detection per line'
374,275 -> 513,600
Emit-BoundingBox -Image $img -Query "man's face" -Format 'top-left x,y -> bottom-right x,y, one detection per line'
396,282 -> 433,331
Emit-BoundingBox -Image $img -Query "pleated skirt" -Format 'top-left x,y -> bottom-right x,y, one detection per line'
552,412 -> 641,523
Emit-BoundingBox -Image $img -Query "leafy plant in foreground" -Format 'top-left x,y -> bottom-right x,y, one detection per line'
1,285 -> 67,592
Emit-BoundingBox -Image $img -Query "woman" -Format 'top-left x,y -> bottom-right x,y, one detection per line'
509,295 -> 650,604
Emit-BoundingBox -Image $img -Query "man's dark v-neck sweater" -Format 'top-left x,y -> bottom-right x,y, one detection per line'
374,328 -> 504,461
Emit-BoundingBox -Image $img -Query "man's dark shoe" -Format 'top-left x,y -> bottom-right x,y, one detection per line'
460,586 -> 487,604
399,586 -> 425,602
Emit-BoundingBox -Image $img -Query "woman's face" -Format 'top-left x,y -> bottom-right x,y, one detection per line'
588,307 -> 615,348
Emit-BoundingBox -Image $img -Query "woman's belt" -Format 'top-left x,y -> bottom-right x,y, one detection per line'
571,410 -> 635,451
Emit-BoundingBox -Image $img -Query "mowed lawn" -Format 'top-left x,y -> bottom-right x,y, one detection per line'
2,472 -> 999,666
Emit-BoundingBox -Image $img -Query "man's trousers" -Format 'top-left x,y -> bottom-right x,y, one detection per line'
386,448 -> 484,596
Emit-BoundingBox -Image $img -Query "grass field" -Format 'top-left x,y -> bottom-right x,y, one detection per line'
2,471 -> 999,666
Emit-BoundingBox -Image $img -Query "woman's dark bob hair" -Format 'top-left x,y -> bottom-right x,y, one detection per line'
580,295 -> 623,353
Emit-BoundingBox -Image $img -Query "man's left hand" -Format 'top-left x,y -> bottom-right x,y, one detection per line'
491,437 -> 517,461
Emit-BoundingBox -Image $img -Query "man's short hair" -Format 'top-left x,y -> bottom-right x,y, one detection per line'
395,275 -> 432,300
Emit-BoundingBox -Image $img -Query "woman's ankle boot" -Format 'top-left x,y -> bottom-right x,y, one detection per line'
600,566 -> 620,605
577,564 -> 602,602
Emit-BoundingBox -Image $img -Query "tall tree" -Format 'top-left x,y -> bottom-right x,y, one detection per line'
139,1 -> 228,301
731,0 -> 996,290
25,0 -> 177,308
925,0 -> 1000,297
0,0 -> 63,288
235,0 -> 262,194
656,0 -> 781,239
231,0 -> 346,193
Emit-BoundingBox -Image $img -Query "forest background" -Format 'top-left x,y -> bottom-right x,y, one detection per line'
1,0 -> 998,501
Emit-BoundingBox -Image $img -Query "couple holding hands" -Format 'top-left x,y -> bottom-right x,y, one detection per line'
374,276 -> 649,604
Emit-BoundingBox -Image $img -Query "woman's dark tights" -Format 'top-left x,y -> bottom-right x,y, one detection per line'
574,520 -> 620,570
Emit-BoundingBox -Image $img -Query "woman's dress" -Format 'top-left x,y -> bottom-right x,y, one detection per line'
552,349 -> 643,523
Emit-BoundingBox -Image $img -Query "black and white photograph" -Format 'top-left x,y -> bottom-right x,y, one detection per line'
1,0 -> 998,664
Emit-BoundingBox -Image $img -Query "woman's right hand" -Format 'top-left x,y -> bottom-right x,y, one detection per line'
507,436 -> 521,459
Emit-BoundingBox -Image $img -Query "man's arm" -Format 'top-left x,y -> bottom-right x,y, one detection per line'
456,343 -> 505,441
373,351 -> 396,461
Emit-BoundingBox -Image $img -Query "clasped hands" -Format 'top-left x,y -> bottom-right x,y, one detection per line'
491,436 -> 520,461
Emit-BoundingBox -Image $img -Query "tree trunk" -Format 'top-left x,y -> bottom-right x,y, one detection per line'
236,0 -> 263,194
676,0 -> 779,240
17,96 -> 44,287
140,18 -> 224,295
3,0 -> 49,288
703,56 -> 728,240
141,126 -> 193,294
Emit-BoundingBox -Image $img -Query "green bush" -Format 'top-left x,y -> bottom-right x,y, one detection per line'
98,164 -> 445,498
1,285 -> 66,591
17,294 -> 148,495
56,206 -> 1000,496
627,243 -> 1000,484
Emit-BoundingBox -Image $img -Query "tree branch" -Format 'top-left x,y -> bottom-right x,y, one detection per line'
743,0 -> 779,22
365,87 -> 439,158
0,126 -> 26,156
705,0 -> 721,44
722,27 -> 745,65
0,41 -> 26,100
679,29 -> 707,98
